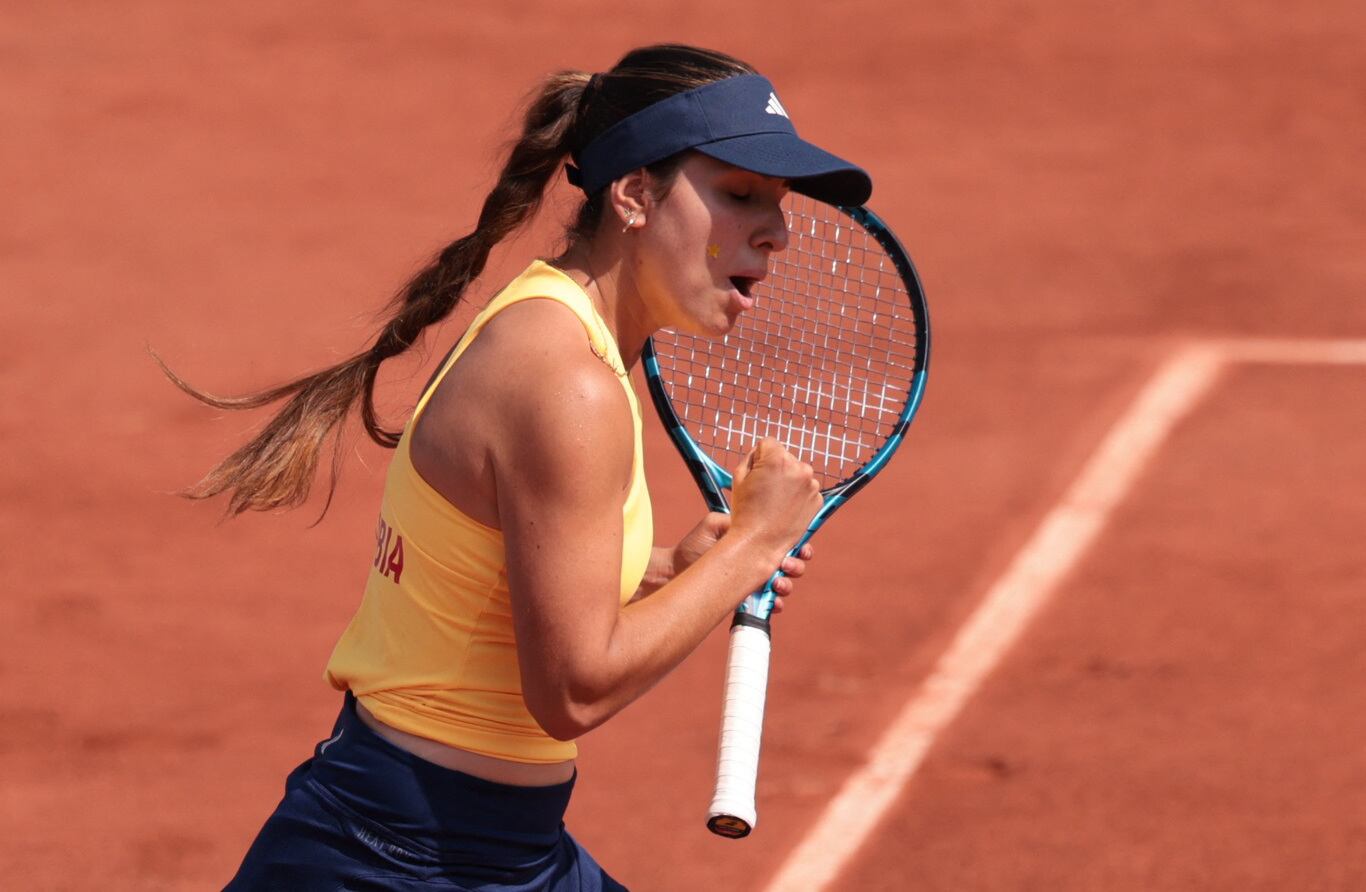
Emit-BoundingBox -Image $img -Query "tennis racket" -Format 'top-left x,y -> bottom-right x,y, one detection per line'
642,193 -> 931,838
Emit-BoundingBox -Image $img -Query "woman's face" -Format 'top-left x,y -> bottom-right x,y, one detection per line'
629,153 -> 790,338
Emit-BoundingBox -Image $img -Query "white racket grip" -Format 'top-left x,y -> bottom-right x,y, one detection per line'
707,620 -> 772,838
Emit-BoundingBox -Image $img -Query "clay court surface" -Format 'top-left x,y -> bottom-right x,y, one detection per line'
4,2 -> 1364,889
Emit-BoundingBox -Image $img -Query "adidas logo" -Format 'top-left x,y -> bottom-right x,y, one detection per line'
765,92 -> 789,119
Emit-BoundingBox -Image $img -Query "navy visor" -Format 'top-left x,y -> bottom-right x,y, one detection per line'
566,74 -> 872,206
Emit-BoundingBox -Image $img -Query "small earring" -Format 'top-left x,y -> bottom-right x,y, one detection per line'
622,211 -> 637,233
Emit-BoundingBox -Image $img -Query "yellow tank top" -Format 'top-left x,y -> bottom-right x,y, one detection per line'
324,260 -> 653,763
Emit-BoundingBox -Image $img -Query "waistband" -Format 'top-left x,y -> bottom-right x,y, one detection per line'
305,692 -> 576,853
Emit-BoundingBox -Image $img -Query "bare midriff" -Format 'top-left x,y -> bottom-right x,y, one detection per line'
354,700 -> 576,787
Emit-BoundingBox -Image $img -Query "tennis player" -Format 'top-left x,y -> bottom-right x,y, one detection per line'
187,44 -> 872,890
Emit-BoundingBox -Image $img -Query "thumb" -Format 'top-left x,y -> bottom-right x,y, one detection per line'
731,444 -> 756,491
736,437 -> 778,486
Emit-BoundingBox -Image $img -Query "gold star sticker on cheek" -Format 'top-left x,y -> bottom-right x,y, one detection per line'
707,244 -> 720,259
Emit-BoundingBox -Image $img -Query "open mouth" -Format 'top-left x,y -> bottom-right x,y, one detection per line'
729,276 -> 757,299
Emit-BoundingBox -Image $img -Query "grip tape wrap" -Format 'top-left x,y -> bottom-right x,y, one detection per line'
707,620 -> 772,838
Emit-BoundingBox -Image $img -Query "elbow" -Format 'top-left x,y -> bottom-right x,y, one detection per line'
537,713 -> 590,742
524,679 -> 611,741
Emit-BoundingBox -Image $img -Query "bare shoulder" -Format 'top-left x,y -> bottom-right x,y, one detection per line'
470,299 -> 635,494
474,299 -> 614,375
411,297 -> 631,527
473,299 -> 628,415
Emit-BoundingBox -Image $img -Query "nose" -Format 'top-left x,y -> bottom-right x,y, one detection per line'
752,201 -> 790,254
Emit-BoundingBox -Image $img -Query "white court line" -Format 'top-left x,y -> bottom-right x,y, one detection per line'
767,338 -> 1313,892
1211,337 -> 1366,365
767,337 -> 1366,890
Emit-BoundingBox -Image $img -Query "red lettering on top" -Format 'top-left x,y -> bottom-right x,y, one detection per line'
374,517 -> 387,569
385,535 -> 404,584
372,515 -> 405,584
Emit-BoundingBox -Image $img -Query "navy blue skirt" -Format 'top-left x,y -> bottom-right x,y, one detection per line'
224,693 -> 626,890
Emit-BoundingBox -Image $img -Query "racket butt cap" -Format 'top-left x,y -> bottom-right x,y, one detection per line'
707,814 -> 753,839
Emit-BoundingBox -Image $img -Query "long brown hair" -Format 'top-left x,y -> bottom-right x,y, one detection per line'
161,44 -> 756,516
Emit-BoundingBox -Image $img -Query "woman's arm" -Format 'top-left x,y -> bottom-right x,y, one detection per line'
486,309 -> 821,741
631,515 -> 812,610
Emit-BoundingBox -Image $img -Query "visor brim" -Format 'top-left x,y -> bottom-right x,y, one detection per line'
695,134 -> 872,207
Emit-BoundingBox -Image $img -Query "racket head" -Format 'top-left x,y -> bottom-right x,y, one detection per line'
643,194 -> 930,514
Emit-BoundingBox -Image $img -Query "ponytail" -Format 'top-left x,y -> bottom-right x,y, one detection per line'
163,71 -> 592,515
168,44 -> 757,517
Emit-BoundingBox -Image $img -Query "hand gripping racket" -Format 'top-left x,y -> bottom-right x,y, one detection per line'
642,194 -> 931,838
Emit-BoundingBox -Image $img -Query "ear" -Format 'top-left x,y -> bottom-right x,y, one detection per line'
608,170 -> 649,230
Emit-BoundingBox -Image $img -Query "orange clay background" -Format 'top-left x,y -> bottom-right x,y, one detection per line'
4,2 -> 1364,889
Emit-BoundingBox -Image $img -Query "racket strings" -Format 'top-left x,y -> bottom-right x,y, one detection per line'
652,194 -> 921,489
